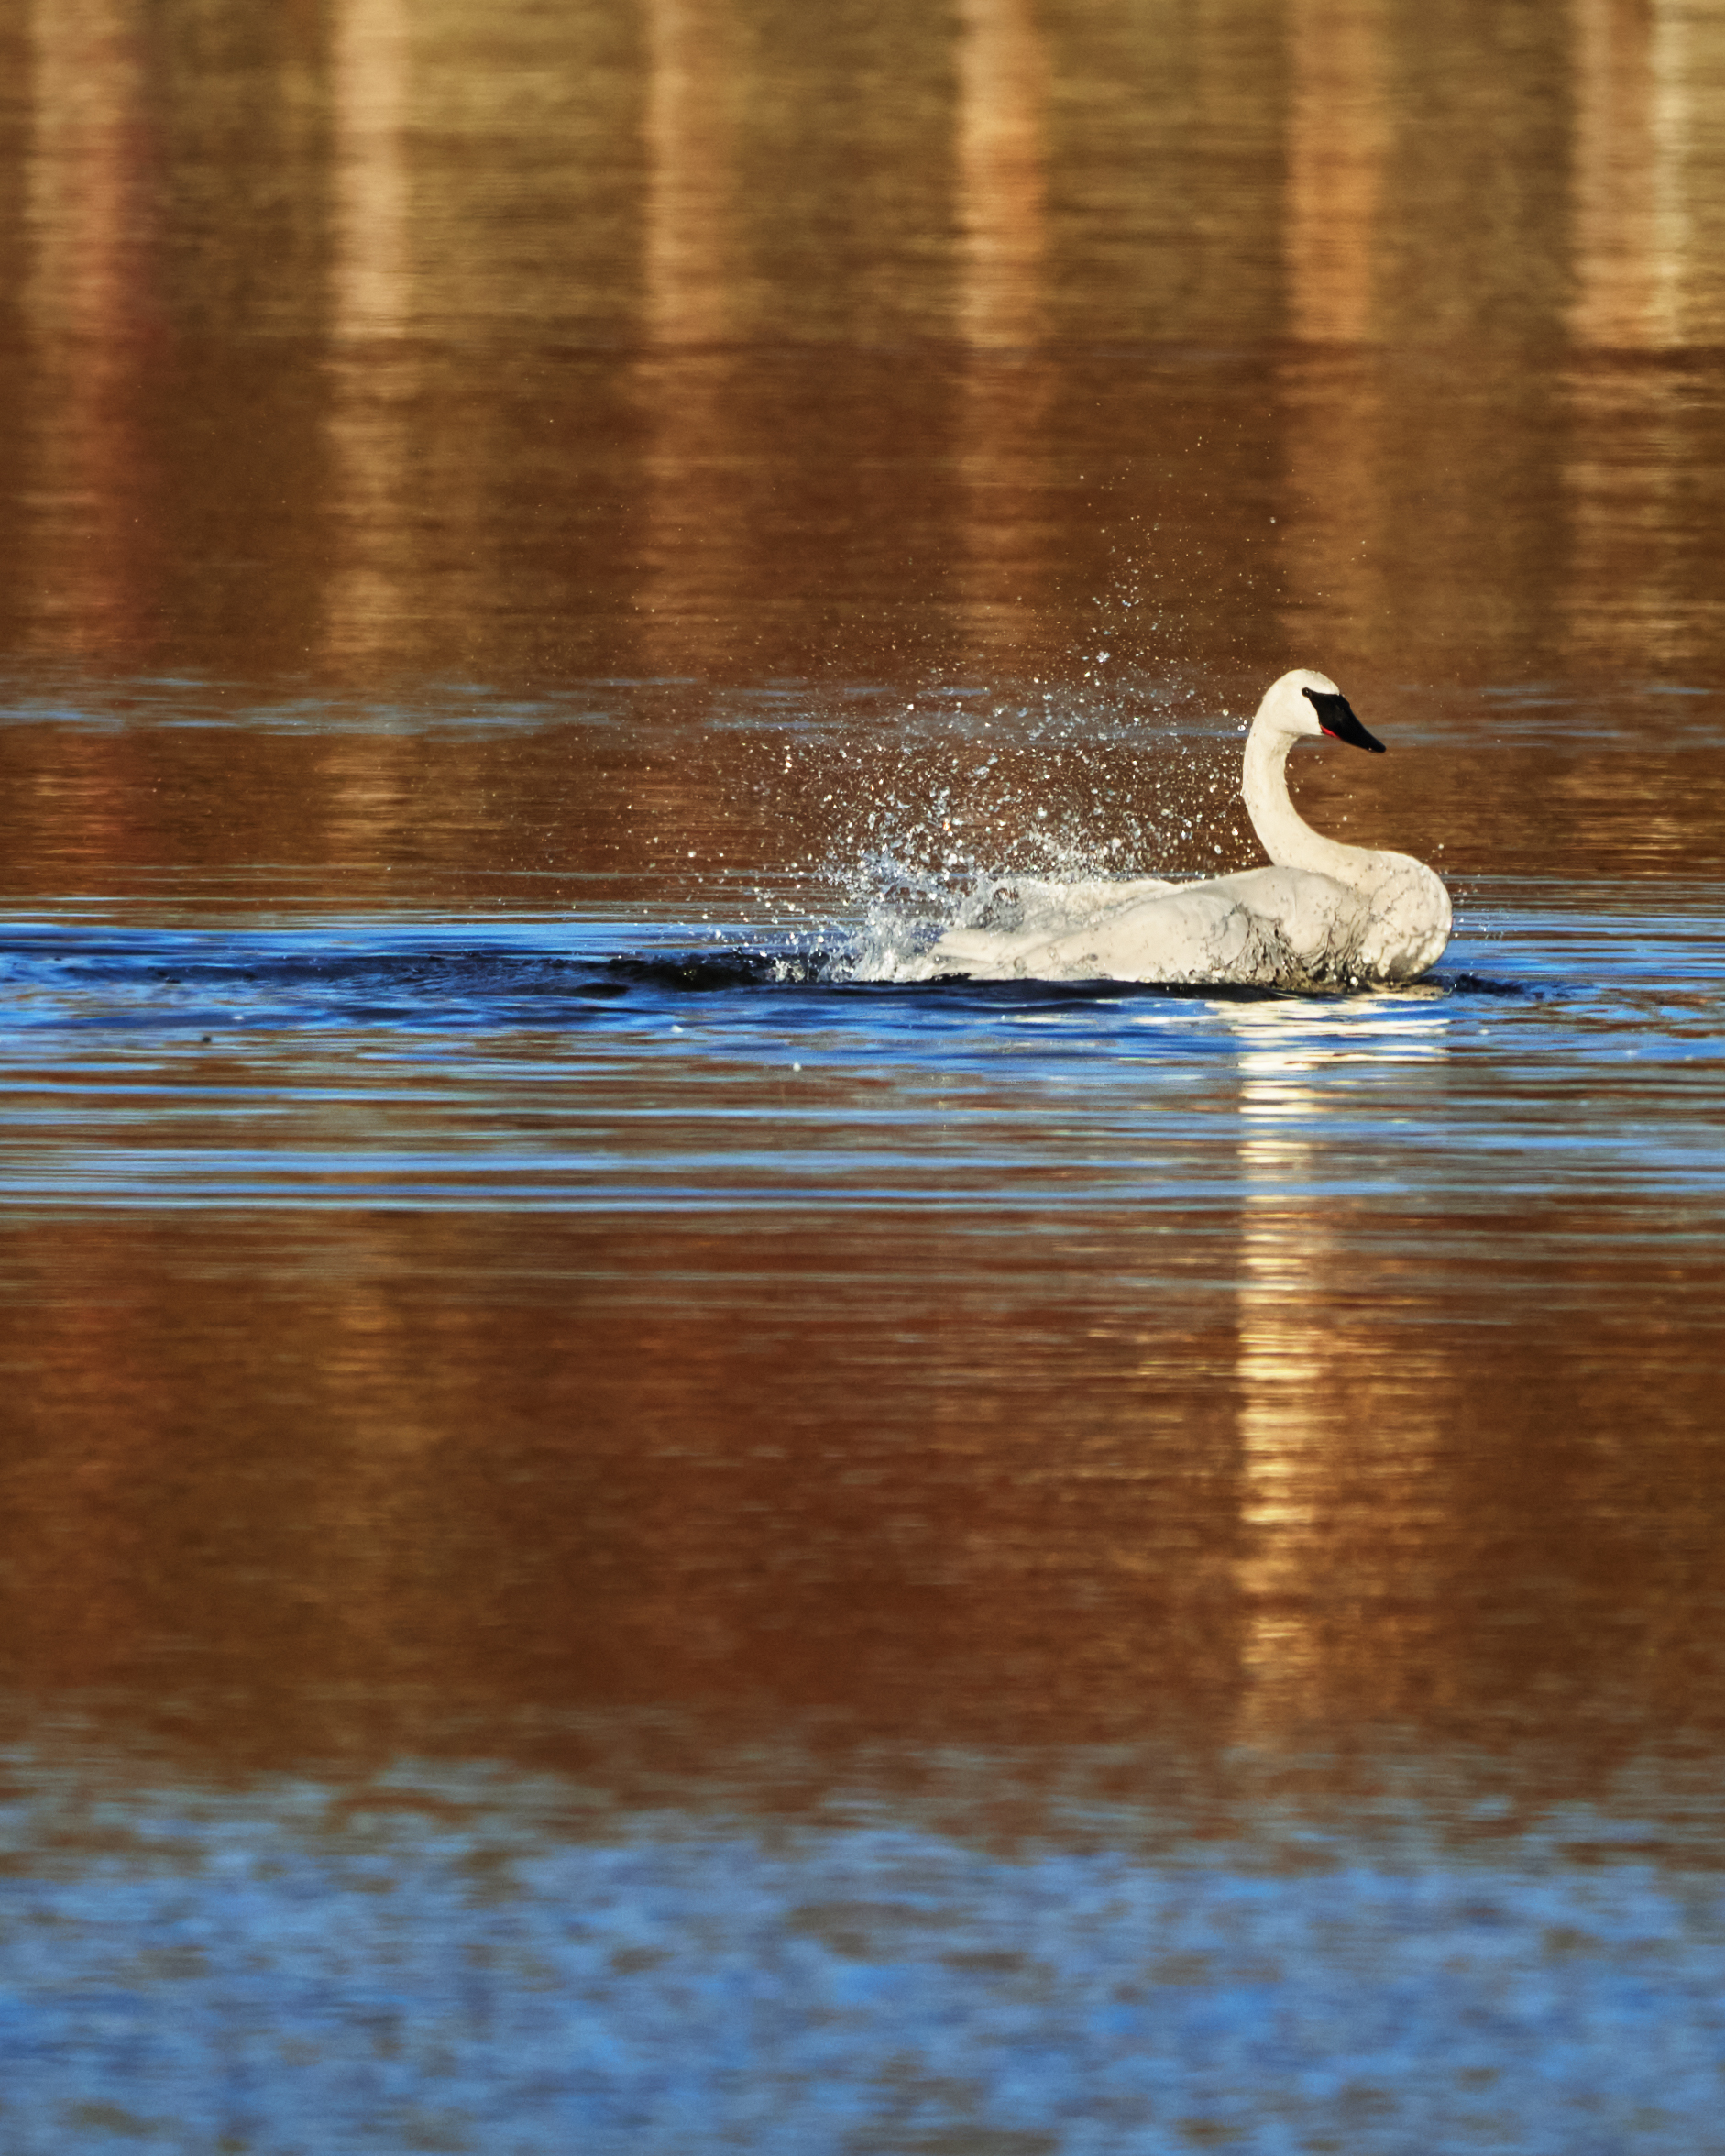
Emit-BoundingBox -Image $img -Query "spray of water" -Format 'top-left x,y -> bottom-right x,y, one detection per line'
731,658 -> 1259,981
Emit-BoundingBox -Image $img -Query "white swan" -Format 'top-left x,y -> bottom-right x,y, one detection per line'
926,668 -> 1451,988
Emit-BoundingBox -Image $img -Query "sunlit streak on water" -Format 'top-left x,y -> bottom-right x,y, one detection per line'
1230,1008 -> 1455,1753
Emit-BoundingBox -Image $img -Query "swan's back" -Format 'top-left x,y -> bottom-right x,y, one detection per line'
929,873 -> 1340,986
928,851 -> 1447,988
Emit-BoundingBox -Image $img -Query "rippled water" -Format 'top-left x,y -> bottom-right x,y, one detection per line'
5,778 -> 1725,2148
6,0 -> 1725,2146
2,878 -> 1721,1219
7,1742 -> 1725,2156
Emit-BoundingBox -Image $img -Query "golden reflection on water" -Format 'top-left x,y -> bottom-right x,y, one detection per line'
954,0 -> 1051,663
1234,1026 -> 1335,1741
956,0 -> 1047,351
636,0 -> 742,677
330,0 -> 412,339
1230,1006 -> 1450,1755
1571,0 -> 1705,352
326,0 -> 415,666
643,0 -> 735,347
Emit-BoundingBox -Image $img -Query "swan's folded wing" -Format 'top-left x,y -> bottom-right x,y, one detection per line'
1046,884 -> 1287,983
1075,875 -> 1179,908
933,882 -> 1286,984
929,875 -> 1180,974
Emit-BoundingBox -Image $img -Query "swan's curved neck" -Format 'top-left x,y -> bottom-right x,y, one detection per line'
1242,723 -> 1368,883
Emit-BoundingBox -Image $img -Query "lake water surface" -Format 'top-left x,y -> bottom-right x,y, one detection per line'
4,4 -> 1725,2150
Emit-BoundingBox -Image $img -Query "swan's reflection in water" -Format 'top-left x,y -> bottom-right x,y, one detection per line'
1227,999 -> 1449,1754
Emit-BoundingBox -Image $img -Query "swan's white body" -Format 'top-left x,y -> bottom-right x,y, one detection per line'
927,669 -> 1451,989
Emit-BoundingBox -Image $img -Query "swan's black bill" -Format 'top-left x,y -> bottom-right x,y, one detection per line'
1304,688 -> 1385,753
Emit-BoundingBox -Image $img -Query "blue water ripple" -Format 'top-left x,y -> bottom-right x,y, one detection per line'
5,1795 -> 1725,2153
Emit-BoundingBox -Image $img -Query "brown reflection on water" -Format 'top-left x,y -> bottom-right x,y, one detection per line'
1035,0 -> 1284,347
23,0 -> 158,661
2,1206 -> 1723,1810
3,0 -> 1725,1828
0,1 -> 1720,689
1285,0 -> 1386,347
3,712 -> 1725,911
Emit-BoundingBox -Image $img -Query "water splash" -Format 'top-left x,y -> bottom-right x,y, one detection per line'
738,667 -> 1258,981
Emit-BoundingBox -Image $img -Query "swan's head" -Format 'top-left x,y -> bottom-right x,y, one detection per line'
1254,668 -> 1385,753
